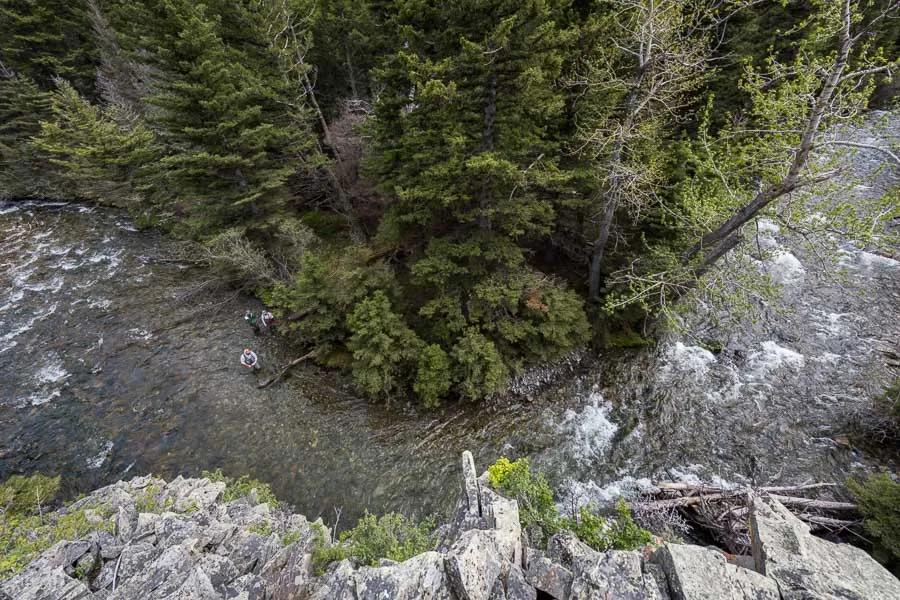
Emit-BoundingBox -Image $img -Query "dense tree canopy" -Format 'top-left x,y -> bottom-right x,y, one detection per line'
1,0 -> 897,405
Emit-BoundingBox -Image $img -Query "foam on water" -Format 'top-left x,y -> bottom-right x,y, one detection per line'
659,342 -> 716,379
763,250 -> 806,285
746,341 -> 805,377
558,476 -> 657,510
86,441 -> 114,469
27,389 -> 61,406
35,357 -> 70,385
560,391 -> 618,467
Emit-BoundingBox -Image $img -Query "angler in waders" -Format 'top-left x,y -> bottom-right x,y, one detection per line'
244,310 -> 260,335
241,348 -> 260,372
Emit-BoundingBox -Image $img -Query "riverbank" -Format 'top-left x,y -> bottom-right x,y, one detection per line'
2,192 -> 899,529
3,452 -> 898,599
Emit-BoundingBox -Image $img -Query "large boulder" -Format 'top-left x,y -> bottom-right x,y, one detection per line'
0,564 -> 93,600
653,543 -> 779,600
308,552 -> 454,600
750,495 -> 900,599
445,529 -> 504,600
523,547 -> 573,599
547,533 -> 665,600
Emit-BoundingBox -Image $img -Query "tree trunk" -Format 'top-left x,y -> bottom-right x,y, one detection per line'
682,0 -> 853,272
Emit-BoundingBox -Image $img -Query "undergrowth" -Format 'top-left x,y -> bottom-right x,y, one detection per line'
488,456 -> 651,551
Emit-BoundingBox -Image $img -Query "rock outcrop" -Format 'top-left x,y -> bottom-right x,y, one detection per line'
2,452 -> 899,600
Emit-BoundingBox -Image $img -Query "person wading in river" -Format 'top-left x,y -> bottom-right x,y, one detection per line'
260,310 -> 275,334
244,310 -> 260,335
240,348 -> 260,372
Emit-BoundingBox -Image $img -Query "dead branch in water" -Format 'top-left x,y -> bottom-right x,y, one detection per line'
630,481 -> 860,554
257,350 -> 316,389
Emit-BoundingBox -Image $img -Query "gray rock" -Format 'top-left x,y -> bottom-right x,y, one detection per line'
750,495 -> 900,599
109,541 -> 196,599
160,476 -> 226,513
461,450 -> 481,514
478,482 -> 522,566
445,529 -> 504,600
355,551 -> 454,599
166,566 -> 221,600
306,559 -> 357,600
0,565 -> 93,600
523,548 -> 572,600
653,543 -> 779,600
225,574 -> 267,600
94,541 -> 160,591
505,564 -> 537,600
72,542 -> 100,580
260,544 -> 313,600
154,511 -> 201,546
547,533 -> 664,599
196,553 -> 241,593
115,505 -> 137,543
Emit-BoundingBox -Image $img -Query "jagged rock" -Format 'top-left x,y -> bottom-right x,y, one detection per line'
0,565 -> 93,600
478,480 -> 522,566
461,450 -> 481,514
750,495 -> 900,599
114,505 -> 136,543
225,574 -> 267,600
306,559 -> 357,600
160,476 -> 226,513
154,511 -> 201,546
93,541 -> 160,591
445,529 -> 504,600
355,551 -> 454,599
169,567 -> 221,600
109,541 -> 196,598
71,542 -> 100,580
653,543 -> 779,600
523,547 -> 573,599
547,533 -> 664,599
259,543 -> 314,599
504,564 -> 537,600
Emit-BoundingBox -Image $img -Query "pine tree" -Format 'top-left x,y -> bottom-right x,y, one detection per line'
136,0 -> 321,235
364,0 -> 589,400
0,0 -> 99,95
0,72 -> 53,198
32,80 -> 157,207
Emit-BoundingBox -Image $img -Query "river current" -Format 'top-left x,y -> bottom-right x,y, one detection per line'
1,116 -> 898,525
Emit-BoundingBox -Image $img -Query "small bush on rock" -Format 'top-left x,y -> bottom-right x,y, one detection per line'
848,473 -> 900,565
1,473 -> 113,579
202,469 -> 280,507
311,512 -> 436,573
487,457 -> 652,551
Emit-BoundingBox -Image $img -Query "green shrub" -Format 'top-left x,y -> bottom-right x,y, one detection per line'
1,473 -> 112,579
0,473 -> 60,516
487,457 -> 652,551
414,344 -> 453,408
488,457 -> 560,546
452,329 -> 509,401
848,473 -> 900,564
311,512 -> 436,573
347,291 -> 423,398
202,469 -> 280,507
560,501 -> 652,552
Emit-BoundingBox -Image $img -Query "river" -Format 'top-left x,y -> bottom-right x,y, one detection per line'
1,117 -> 897,526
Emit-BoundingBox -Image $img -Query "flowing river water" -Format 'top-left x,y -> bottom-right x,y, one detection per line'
1,116 -> 898,526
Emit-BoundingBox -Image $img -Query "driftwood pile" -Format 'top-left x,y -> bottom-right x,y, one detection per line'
630,482 -> 862,553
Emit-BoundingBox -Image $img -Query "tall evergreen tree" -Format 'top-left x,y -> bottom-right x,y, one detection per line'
136,0 -> 321,235
0,72 -> 53,198
0,0 -> 99,95
366,0 -> 589,397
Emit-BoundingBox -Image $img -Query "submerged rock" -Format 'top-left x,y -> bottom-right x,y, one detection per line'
3,454 -> 900,600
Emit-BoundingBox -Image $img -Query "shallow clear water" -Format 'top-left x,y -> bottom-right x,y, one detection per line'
1,117 -> 897,524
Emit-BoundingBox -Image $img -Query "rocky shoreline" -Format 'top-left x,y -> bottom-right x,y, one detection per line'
3,452 -> 899,599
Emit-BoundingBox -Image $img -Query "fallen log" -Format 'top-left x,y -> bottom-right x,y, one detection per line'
257,350 -> 316,389
767,494 -> 857,512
